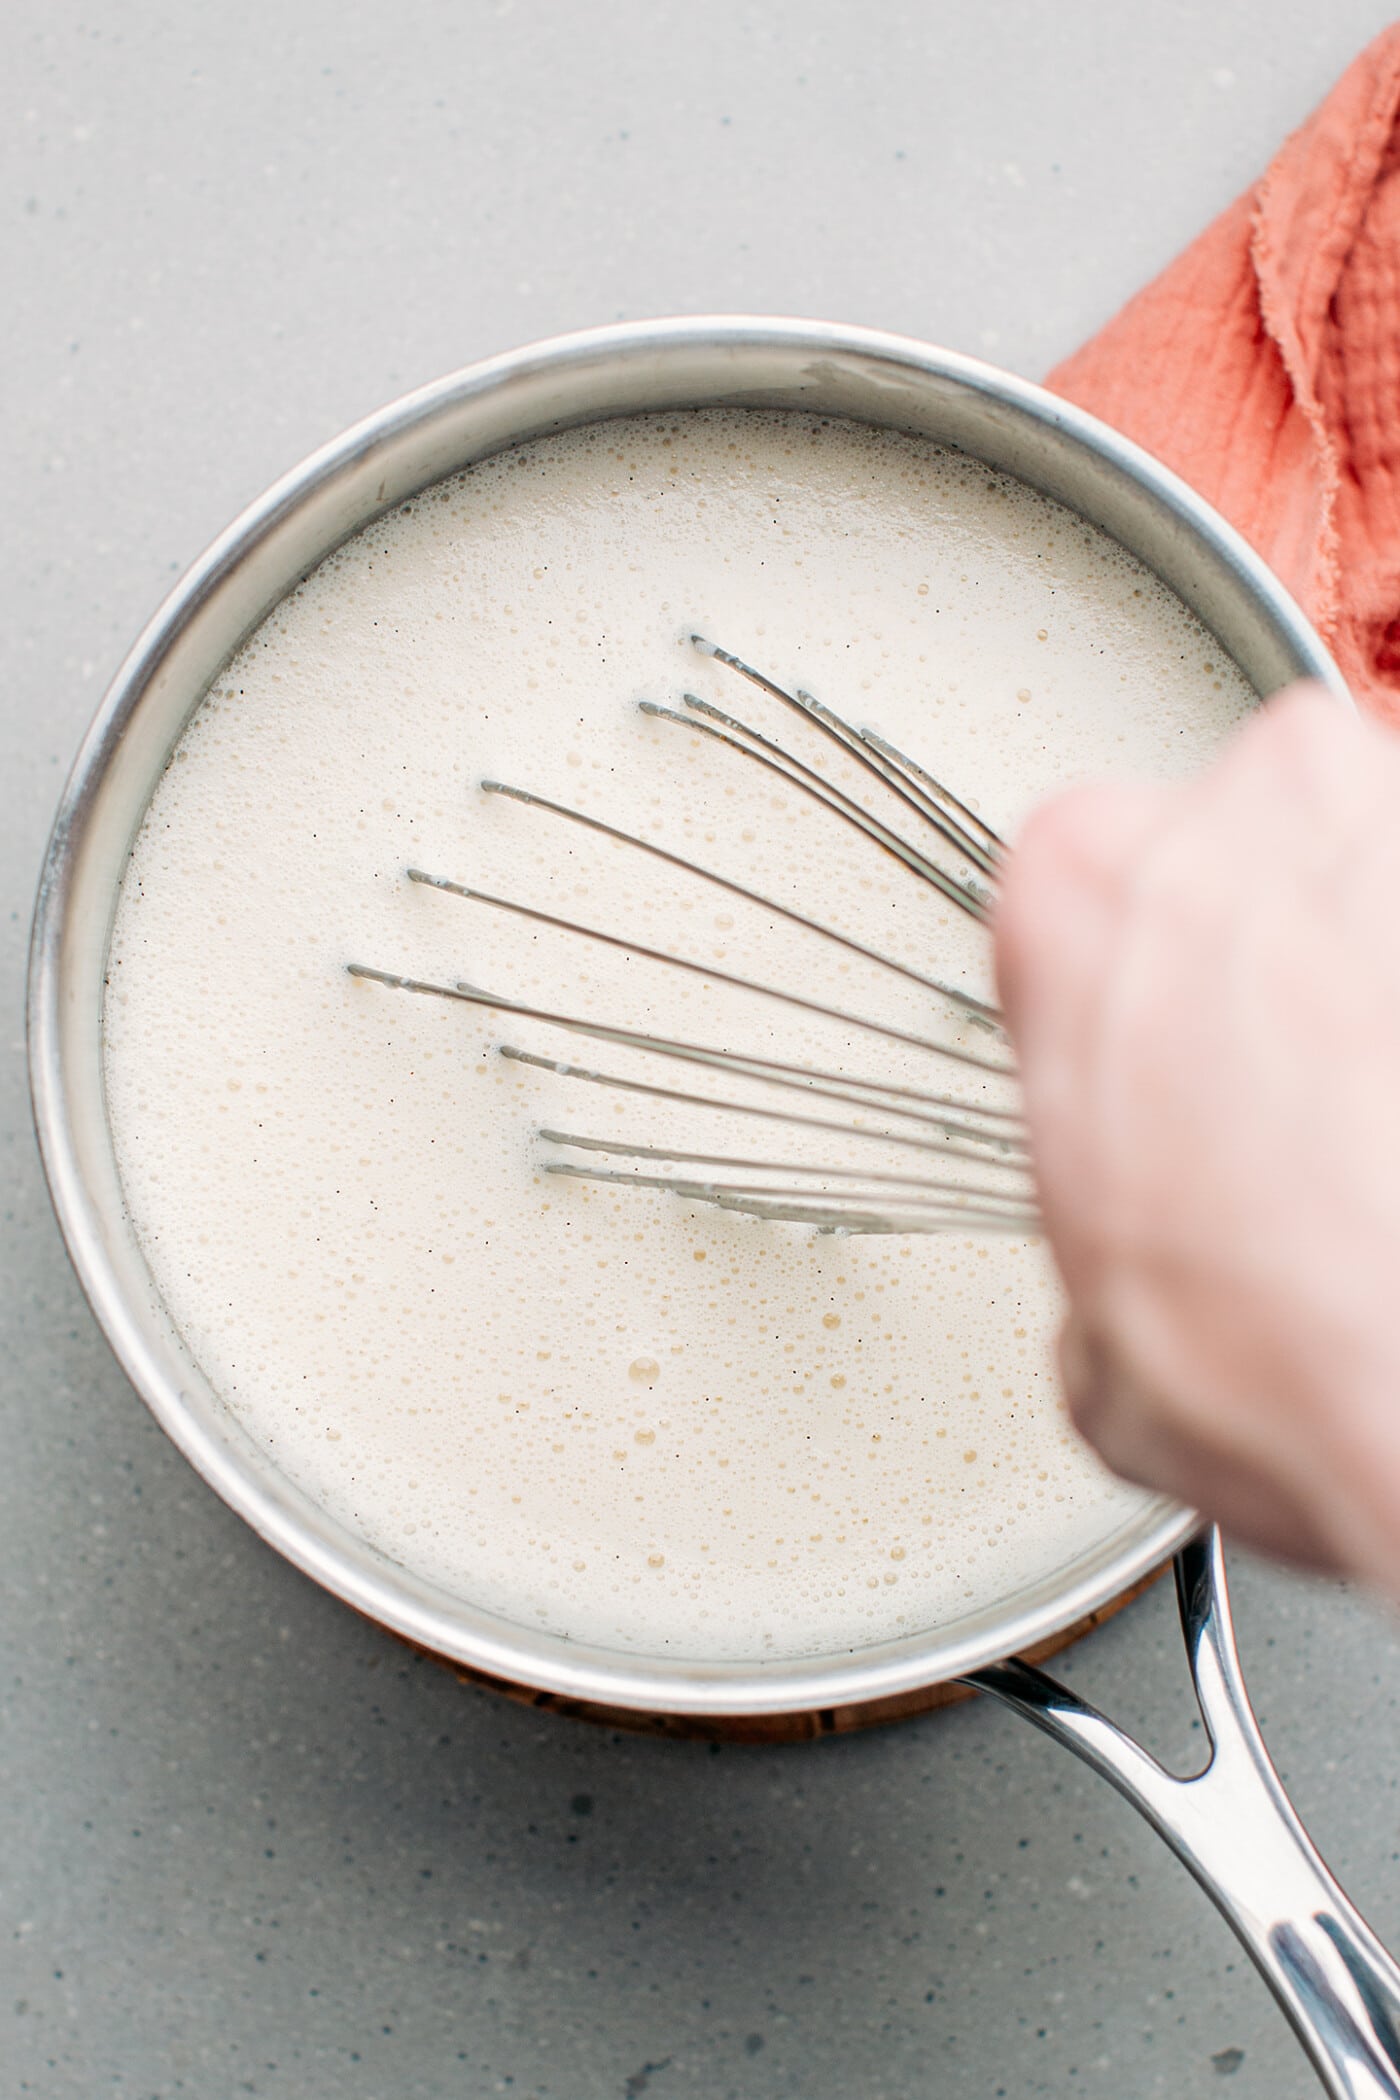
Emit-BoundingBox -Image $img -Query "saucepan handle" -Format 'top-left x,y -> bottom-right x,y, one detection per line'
962,1530 -> 1400,2099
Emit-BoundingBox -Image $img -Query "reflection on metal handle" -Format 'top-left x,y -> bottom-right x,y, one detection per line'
963,1530 -> 1400,2100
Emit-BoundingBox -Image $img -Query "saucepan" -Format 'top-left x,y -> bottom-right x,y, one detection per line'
27,318 -> 1400,2096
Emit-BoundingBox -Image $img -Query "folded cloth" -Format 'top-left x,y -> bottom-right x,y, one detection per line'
1047,25 -> 1400,723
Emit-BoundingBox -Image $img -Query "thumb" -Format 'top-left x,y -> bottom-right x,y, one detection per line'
994,780 -> 1167,1058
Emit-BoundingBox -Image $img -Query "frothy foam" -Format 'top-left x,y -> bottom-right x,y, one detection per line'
102,410 -> 1254,1660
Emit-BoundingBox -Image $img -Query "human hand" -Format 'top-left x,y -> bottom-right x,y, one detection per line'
995,683 -> 1400,1588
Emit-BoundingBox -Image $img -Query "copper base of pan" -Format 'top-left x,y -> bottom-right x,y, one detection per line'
395,1562 -> 1167,1744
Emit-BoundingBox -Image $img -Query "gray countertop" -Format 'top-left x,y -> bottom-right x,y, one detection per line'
7,7 -> 1400,2095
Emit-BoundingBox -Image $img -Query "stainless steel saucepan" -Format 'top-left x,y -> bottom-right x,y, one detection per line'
27,317 -> 1400,2096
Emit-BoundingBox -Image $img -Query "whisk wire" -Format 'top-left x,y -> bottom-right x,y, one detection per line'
347,959 -> 1023,1151
856,725 -> 1006,862
477,777 -> 997,1023
639,699 -> 988,922
350,638 -> 1037,1237
498,1044 -> 1033,1184
693,634 -> 1002,880
542,1159 -> 1035,1236
404,870 -> 1016,1077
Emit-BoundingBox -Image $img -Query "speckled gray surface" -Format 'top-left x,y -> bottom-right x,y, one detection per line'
7,6 -> 1400,2096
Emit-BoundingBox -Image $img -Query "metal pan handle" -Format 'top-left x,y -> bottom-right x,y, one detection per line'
963,1529 -> 1400,2099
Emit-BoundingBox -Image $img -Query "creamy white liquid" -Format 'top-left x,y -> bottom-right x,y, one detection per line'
103,410 -> 1254,1660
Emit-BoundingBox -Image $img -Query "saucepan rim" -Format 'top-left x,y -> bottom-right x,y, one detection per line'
26,316 -> 1347,1717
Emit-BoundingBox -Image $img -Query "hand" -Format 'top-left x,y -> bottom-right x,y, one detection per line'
994,683 -> 1400,1588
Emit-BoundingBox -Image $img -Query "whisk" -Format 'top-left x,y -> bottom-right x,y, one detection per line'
349,636 -> 1039,1238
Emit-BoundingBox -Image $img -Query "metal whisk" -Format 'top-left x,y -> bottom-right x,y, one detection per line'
349,636 -> 1039,1237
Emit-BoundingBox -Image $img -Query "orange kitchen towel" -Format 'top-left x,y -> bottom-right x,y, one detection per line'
1046,24 -> 1400,723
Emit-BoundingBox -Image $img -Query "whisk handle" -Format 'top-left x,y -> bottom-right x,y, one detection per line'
964,1529 -> 1400,2100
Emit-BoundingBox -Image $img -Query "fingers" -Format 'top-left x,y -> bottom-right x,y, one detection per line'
993,777 -> 1173,1295
1058,1315 -> 1345,1574
1228,678 -> 1358,789
1001,688 -> 1393,1586
993,778 -> 1166,1055
994,686 -> 1351,1064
